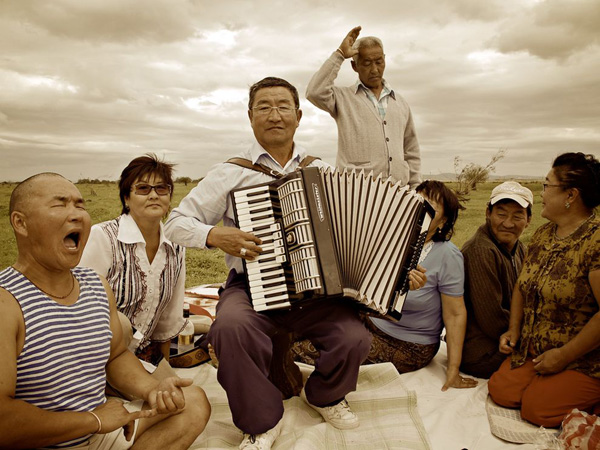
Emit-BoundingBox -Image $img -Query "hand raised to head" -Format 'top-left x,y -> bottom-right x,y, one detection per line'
338,26 -> 362,59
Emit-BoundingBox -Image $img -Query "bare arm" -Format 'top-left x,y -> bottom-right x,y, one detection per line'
441,294 -> 477,391
499,286 -> 525,354
0,288 -> 119,449
532,270 -> 600,374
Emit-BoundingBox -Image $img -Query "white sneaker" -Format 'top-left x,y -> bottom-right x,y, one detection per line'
239,420 -> 281,450
301,390 -> 360,429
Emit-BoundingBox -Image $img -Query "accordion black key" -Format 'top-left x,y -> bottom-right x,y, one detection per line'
231,167 -> 434,320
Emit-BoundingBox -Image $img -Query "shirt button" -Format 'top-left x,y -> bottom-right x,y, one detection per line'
386,137 -> 390,142
389,157 -> 393,162
383,121 -> 387,125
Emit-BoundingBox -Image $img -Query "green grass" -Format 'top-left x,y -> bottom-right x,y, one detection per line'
0,180 -> 545,287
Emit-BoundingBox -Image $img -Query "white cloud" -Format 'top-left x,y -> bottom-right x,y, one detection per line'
0,0 -> 599,183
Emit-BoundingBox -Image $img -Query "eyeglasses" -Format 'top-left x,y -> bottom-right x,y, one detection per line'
251,105 -> 297,116
542,183 -> 564,192
132,183 -> 171,196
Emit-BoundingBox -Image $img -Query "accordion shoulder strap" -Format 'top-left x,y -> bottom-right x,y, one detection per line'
226,155 -> 321,179
297,155 -> 320,168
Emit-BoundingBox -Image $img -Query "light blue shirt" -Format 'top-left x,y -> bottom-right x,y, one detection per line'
353,79 -> 394,119
371,241 -> 465,345
164,140 -> 331,275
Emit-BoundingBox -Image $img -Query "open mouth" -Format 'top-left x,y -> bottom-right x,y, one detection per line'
64,232 -> 80,250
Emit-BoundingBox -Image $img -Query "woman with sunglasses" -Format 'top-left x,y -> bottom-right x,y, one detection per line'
489,152 -> 600,427
80,153 -> 186,364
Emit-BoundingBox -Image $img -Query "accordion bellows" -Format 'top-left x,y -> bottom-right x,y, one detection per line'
232,167 -> 433,319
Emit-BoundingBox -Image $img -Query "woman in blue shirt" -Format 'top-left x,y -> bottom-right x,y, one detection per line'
367,180 -> 478,390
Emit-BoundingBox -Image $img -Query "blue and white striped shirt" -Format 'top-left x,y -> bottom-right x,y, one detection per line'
0,266 -> 112,448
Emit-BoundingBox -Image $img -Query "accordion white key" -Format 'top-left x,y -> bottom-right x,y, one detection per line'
231,167 -> 434,319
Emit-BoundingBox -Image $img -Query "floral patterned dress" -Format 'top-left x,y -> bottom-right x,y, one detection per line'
512,215 -> 600,378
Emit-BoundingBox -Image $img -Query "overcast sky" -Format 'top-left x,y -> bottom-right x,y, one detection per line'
1,0 -> 599,182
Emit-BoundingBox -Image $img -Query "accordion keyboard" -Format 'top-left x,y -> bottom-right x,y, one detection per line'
233,184 -> 290,311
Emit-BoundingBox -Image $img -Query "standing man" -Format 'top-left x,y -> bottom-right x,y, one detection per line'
165,77 -> 371,450
306,26 -> 421,188
460,181 -> 533,379
0,173 -> 210,450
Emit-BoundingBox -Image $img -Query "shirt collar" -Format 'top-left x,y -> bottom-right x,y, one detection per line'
117,213 -> 174,249
249,140 -> 305,170
353,79 -> 395,100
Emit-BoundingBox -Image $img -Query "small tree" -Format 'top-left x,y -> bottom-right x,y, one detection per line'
454,149 -> 506,197
176,176 -> 192,186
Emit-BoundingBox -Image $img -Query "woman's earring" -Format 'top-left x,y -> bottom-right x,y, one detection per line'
565,202 -> 570,209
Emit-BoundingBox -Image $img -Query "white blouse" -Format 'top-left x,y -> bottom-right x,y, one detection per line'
79,213 -> 186,352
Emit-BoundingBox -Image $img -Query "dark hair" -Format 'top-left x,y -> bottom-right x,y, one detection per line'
118,153 -> 175,215
248,77 -> 300,110
552,152 -> 600,209
487,199 -> 532,218
416,180 -> 464,242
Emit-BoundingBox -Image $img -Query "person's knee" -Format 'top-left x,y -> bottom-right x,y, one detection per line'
336,322 -> 372,359
182,385 -> 211,432
209,313 -> 255,343
520,401 -> 562,428
488,372 -> 520,408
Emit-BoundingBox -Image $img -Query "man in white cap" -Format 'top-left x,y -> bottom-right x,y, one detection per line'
460,181 -> 534,378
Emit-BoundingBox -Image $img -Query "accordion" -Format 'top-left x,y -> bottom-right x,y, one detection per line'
231,167 -> 433,320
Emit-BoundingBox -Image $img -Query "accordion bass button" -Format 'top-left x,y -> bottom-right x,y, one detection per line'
286,232 -> 296,245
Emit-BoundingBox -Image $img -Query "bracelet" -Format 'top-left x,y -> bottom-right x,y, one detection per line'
88,411 -> 102,434
336,47 -> 345,58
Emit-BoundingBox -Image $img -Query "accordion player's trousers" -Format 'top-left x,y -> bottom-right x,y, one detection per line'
208,270 -> 371,435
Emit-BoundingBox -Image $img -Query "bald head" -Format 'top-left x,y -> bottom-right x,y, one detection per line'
9,173 -> 67,216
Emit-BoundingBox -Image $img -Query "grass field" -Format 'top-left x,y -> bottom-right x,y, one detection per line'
0,180 -> 546,287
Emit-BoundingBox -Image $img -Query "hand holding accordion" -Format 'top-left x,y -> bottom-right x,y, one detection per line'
231,167 -> 434,320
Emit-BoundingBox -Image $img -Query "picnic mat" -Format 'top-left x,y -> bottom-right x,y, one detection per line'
485,395 -> 560,446
181,361 -> 431,449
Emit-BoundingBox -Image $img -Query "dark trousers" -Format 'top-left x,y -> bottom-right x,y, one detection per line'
207,270 -> 372,435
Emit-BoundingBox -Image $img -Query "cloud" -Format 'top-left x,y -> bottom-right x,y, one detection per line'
0,0 -> 598,183
491,0 -> 600,60
0,0 -> 199,43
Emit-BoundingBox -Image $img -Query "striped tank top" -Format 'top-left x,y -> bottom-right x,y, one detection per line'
0,266 -> 112,448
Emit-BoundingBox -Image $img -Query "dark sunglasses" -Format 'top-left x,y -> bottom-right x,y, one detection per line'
132,183 -> 171,196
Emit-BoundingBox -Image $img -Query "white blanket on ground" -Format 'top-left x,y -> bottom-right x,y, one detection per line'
176,341 -> 550,449
179,362 -> 431,449
399,341 -> 541,450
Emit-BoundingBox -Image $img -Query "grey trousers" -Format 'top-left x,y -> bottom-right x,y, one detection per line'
207,270 -> 371,435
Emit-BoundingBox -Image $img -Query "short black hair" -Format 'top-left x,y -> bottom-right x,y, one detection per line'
552,152 -> 600,209
118,153 -> 175,215
415,180 -> 464,242
248,77 -> 300,110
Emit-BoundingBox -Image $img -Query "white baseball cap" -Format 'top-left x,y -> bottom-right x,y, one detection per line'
489,181 -> 533,208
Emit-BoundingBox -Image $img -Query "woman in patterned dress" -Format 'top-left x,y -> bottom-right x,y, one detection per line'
80,154 -> 187,364
488,152 -> 600,427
